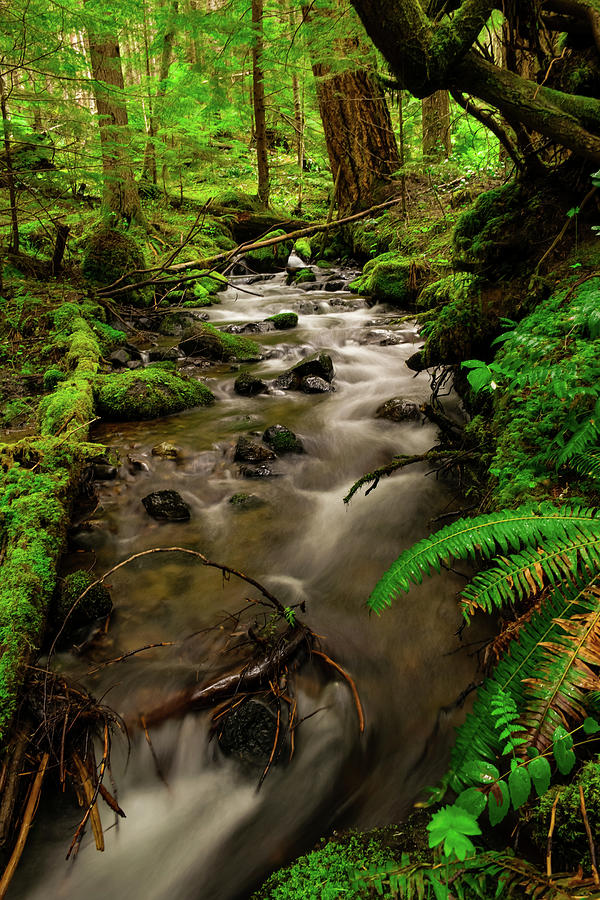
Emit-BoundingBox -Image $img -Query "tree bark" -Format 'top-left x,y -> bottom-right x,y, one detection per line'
143,0 -> 179,184
422,90 -> 451,159
0,75 -> 19,253
86,25 -> 144,224
252,0 -> 270,207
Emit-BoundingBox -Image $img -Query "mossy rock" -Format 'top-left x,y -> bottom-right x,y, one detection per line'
95,369 -> 214,421
294,268 -> 316,284
266,312 -> 298,330
214,189 -> 262,212
417,272 -> 478,311
188,269 -> 228,296
293,238 -> 312,260
179,323 -> 261,361
349,252 -> 426,307
263,425 -> 303,454
246,230 -> 293,273
81,226 -> 147,302
53,570 -> 112,637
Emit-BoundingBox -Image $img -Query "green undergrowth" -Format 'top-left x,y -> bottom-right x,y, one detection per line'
481,267 -> 600,506
349,251 -> 430,307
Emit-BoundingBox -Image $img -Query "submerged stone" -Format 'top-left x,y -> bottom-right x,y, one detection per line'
375,399 -> 422,422
240,464 -> 274,478
228,492 -> 265,510
53,571 -> 113,640
142,490 -> 191,520
218,698 -> 279,763
263,425 -> 303,454
234,436 -> 276,463
234,373 -> 268,397
151,441 -> 181,459
273,352 -> 334,391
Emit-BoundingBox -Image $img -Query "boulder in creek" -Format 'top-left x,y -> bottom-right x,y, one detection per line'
95,369 -> 214,420
218,698 -> 279,763
300,375 -> 334,393
148,347 -> 182,363
273,352 -> 334,391
109,348 -> 130,368
375,398 -> 422,422
234,373 -> 269,397
263,425 -> 304,454
151,441 -> 181,459
225,322 -> 275,335
142,490 -> 191,520
234,436 -> 276,463
406,349 -> 427,372
240,464 -> 274,478
324,279 -> 346,292
265,312 -> 298,330
228,492 -> 265,510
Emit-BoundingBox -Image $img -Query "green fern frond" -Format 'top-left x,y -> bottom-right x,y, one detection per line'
450,577 -> 600,785
568,449 -> 600,481
556,404 -> 600,466
460,535 -> 600,618
368,503 -> 600,614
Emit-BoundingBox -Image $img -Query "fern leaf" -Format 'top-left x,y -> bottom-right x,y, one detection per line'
368,503 -> 600,614
568,448 -> 600,481
460,536 -> 600,618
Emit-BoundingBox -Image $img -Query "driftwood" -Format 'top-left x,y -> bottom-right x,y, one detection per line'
96,196 -> 404,299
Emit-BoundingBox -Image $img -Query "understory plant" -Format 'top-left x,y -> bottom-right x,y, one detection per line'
362,500 -> 600,897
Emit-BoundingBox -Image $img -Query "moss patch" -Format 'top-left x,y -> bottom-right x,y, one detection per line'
179,323 -> 261,361
266,312 -> 298,330
95,368 -> 214,420
247,229 -> 293,272
349,252 -> 428,307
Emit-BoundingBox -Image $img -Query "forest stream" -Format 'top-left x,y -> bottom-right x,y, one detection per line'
12,271 -> 483,900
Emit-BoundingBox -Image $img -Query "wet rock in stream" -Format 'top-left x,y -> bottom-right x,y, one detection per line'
273,352 -> 334,391
234,437 -> 276,463
151,441 -> 181,459
217,698 -> 279,764
239,464 -> 274,478
234,373 -> 269,396
301,375 -> 334,393
142,490 -> 191,520
228,492 -> 265,510
263,425 -> 303,454
376,398 -> 422,422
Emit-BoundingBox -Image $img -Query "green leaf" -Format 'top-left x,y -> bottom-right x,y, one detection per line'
463,760 -> 500,785
583,717 -> 600,735
508,766 -> 531,810
488,781 -> 510,826
528,756 -> 551,797
456,787 -> 487,818
553,726 -> 576,775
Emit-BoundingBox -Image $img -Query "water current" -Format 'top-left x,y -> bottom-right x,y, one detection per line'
14,270 -> 483,900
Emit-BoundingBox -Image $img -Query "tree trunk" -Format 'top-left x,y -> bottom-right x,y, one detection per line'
86,26 -> 144,225
143,0 -> 178,184
0,75 -> 19,253
251,0 -> 269,207
422,90 -> 451,160
311,61 -> 400,215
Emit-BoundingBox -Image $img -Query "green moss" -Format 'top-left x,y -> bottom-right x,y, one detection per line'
266,312 -> 298,330
81,226 -> 149,304
349,252 -> 426,306
180,323 -> 261,361
417,272 -> 478,310
247,230 -> 293,272
43,366 -> 66,391
190,269 -> 228,295
293,238 -> 312,260
528,759 -> 600,871
293,268 -> 316,284
0,398 -> 33,428
252,834 -> 395,900
54,570 -> 112,634
95,368 -> 214,420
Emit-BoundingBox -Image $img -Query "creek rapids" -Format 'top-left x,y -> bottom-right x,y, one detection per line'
14,270 -> 483,900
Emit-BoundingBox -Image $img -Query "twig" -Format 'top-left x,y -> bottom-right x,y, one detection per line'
258,703 -> 281,789
311,650 -> 365,733
546,790 -> 560,877
139,716 -> 169,790
579,784 -> 600,886
87,642 -> 174,675
0,752 -> 49,900
535,187 -> 597,273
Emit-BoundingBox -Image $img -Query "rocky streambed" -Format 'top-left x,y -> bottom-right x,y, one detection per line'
13,269 -> 483,900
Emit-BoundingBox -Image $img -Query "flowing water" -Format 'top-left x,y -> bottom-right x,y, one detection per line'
14,271 -> 483,900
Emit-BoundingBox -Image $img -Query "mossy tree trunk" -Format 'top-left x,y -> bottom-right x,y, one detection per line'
350,0 -> 600,165
86,22 -> 145,225
422,90 -> 451,159
252,0 -> 270,207
142,0 -> 178,185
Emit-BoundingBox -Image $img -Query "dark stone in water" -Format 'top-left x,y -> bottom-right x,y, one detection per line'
91,462 -> 118,480
300,375 -> 333,393
218,698 -> 279,763
234,436 -> 276,463
273,352 -> 334,391
240,464 -> 274,478
234,373 -> 268,396
148,347 -> 181,363
375,398 -> 422,422
110,348 -> 130,368
142,490 -> 191,520
263,425 -> 303,454
225,322 -> 274,335
228,492 -> 265,510
324,279 -> 346,292
126,360 -> 143,370
406,349 -> 427,372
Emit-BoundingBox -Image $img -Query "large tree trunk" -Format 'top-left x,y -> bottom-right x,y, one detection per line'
86,27 -> 144,224
311,63 -> 400,215
143,0 -> 179,184
422,90 -> 451,159
252,0 -> 270,207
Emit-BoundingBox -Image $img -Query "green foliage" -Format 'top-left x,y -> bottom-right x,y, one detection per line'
349,252 -> 426,306
427,805 -> 481,861
246,230 -> 293,272
253,834 -> 395,900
